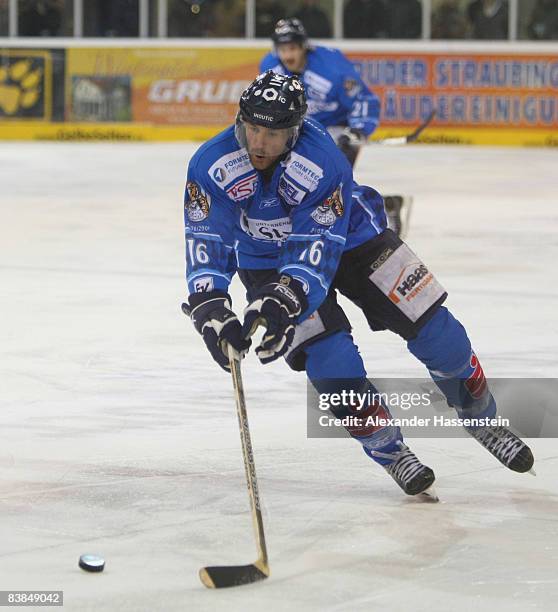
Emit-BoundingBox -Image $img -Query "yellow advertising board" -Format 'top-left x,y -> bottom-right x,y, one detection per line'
65,46 -> 263,128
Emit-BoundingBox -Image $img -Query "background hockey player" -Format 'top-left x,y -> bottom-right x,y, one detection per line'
182,71 -> 534,498
260,17 -> 409,236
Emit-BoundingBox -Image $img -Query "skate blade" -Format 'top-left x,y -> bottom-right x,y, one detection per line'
528,467 -> 537,476
417,485 -> 439,503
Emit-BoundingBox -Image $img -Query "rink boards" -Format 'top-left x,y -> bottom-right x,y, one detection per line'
0,39 -> 557,146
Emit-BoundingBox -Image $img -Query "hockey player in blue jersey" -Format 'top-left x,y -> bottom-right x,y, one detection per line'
182,71 -> 534,498
260,17 -> 408,236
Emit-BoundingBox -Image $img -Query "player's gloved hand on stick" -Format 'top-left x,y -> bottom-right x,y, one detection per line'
182,291 -> 251,372
241,275 -> 307,364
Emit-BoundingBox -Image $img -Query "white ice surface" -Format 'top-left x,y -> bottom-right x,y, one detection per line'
0,142 -> 557,611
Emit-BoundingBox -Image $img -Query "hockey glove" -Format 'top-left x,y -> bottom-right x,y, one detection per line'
241,275 -> 307,365
182,291 -> 251,372
336,128 -> 365,167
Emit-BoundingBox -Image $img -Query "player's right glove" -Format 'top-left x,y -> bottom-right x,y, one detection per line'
241,275 -> 307,365
182,291 -> 251,372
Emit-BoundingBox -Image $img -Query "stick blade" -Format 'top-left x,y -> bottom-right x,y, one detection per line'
199,562 -> 269,588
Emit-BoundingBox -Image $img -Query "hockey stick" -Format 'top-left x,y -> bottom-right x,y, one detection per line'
199,345 -> 270,588
371,109 -> 437,146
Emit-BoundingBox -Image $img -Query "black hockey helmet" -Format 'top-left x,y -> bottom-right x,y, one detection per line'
238,70 -> 307,129
235,71 -> 307,155
272,18 -> 308,47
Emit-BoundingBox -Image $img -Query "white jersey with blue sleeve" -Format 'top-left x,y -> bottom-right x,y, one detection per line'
260,46 -> 380,137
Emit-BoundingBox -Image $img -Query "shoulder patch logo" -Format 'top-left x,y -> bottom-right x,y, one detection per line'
311,184 -> 344,226
185,181 -> 211,222
327,185 -> 344,217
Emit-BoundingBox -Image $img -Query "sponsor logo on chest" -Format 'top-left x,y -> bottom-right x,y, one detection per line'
278,175 -> 305,206
240,211 -> 292,242
285,151 -> 323,193
226,172 -> 258,201
304,70 -> 333,97
208,149 -> 252,187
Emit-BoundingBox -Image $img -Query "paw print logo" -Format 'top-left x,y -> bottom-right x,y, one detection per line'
0,59 -> 43,115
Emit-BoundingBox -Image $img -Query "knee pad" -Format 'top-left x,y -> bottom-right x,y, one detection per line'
407,307 -> 495,419
408,307 -> 471,372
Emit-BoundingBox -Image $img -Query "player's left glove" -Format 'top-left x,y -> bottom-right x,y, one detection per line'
241,275 -> 307,365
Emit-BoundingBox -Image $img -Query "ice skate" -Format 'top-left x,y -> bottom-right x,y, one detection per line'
384,195 -> 412,238
467,424 -> 534,473
366,441 -> 437,499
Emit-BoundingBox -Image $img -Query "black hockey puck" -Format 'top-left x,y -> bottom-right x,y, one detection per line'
79,554 -> 105,572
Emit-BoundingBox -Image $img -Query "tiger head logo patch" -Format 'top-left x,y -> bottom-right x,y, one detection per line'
326,186 -> 344,217
185,181 -> 211,222
311,185 -> 344,226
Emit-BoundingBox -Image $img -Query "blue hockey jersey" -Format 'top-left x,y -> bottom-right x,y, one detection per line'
260,46 -> 380,137
184,119 -> 386,321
